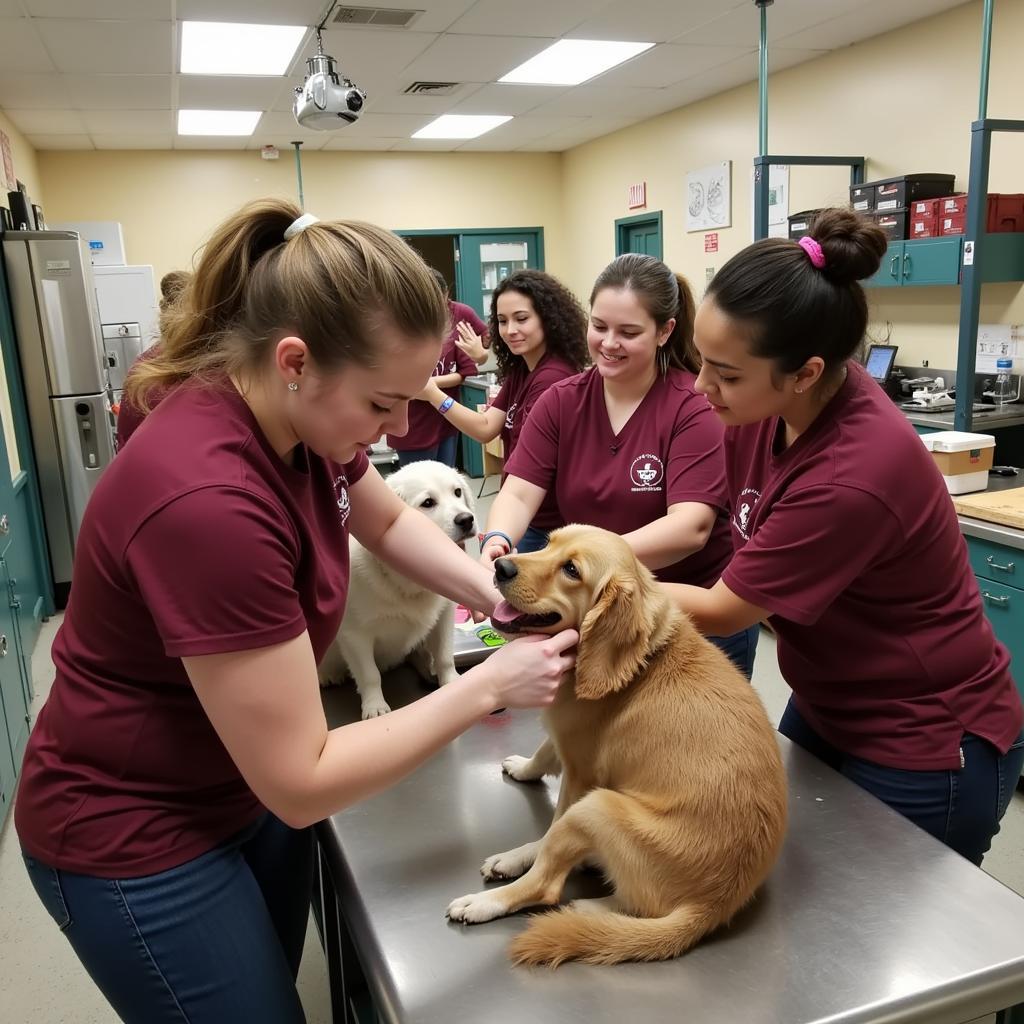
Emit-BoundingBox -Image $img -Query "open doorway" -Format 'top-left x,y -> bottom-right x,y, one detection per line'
403,234 -> 458,298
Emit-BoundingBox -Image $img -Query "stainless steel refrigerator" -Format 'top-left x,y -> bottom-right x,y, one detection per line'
2,230 -> 116,603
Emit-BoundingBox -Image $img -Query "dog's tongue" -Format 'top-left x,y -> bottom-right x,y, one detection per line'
491,600 -> 524,628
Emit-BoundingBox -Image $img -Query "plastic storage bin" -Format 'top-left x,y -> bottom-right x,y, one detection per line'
920,430 -> 996,495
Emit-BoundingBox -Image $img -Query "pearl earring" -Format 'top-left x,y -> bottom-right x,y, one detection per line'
288,381 -> 299,392
795,386 -> 804,394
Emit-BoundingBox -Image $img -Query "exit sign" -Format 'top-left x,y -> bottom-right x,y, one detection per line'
627,182 -> 647,209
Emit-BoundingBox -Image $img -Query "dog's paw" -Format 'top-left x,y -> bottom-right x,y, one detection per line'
481,842 -> 538,881
436,669 -> 459,688
446,890 -> 508,924
318,674 -> 340,689
502,754 -> 544,782
360,697 -> 392,719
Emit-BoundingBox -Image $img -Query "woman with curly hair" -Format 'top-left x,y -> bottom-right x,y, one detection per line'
417,269 -> 588,552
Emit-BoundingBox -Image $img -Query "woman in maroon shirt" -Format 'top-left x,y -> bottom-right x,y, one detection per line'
15,200 -> 576,1023
481,253 -> 758,677
666,207 -> 1023,864
417,269 -> 588,552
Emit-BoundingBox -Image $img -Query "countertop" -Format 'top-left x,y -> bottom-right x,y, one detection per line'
318,672 -> 1024,1024
957,475 -> 1024,551
901,403 -> 1024,430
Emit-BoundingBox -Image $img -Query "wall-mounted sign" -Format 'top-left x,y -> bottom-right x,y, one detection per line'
627,181 -> 647,209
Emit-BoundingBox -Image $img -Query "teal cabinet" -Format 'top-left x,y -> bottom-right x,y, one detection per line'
966,535 -> 1024,698
865,234 -> 1024,289
460,382 -> 486,479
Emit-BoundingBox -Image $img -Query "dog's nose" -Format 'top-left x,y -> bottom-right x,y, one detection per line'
454,512 -> 475,532
493,557 -> 518,583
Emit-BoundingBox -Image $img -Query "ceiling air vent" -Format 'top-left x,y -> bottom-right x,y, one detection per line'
332,6 -> 423,28
403,81 -> 460,96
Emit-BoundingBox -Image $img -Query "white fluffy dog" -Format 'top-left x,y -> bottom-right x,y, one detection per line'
319,460 -> 476,719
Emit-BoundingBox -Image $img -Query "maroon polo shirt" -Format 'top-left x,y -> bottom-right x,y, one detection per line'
505,367 -> 732,587
492,352 -> 577,531
722,360 -> 1021,770
387,329 -> 477,452
16,382 -> 368,877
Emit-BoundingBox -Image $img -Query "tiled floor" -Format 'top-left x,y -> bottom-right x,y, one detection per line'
1,490 -> 1021,1021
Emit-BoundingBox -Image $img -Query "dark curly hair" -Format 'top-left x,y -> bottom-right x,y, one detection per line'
488,269 -> 588,380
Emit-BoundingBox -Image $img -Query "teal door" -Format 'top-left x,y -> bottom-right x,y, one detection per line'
616,212 -> 664,260
865,243 -> 904,288
900,237 -> 961,286
456,231 -> 544,321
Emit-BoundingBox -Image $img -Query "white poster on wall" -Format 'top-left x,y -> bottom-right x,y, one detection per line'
750,164 -> 790,239
686,161 -> 732,232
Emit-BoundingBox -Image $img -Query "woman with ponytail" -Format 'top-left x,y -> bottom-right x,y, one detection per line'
479,253 -> 757,676
15,199 -> 576,1022
665,208 -> 1023,864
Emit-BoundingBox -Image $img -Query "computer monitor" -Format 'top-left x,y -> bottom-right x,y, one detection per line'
865,344 -> 898,383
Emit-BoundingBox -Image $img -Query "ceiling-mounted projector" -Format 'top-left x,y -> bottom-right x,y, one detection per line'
293,37 -> 366,130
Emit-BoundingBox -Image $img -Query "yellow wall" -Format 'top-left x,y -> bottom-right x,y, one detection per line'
0,111 -> 43,207
561,0 -> 1024,368
38,150 -> 565,287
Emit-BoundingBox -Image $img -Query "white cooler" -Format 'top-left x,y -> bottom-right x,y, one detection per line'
920,430 -> 996,494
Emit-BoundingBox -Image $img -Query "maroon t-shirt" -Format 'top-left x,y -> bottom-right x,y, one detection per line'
387,325 -> 477,452
16,383 -> 368,877
506,367 -> 732,587
492,352 -> 577,531
722,360 -> 1021,770
115,345 -> 162,449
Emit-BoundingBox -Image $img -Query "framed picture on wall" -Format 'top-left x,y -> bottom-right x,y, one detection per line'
687,160 -> 732,232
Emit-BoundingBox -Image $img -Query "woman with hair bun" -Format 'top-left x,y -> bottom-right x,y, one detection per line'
664,208 -> 1023,864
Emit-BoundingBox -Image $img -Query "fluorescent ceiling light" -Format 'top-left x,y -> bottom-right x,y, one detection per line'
177,109 -> 262,136
180,21 -> 306,76
500,39 -> 654,86
412,115 -> 512,139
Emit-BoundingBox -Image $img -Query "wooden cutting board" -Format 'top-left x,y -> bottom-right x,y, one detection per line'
952,485 -> 1024,530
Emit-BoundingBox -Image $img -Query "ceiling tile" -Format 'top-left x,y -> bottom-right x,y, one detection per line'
0,72 -> 71,108
26,133 -> 94,149
244,134 -> 328,151
777,0 -> 966,50
384,0 -> 477,34
62,74 -> 172,109
172,135 -> 249,149
446,0 -> 611,38
449,83 -> 568,116
338,112 -> 435,138
81,109 -> 174,133
387,137 -> 460,151
567,0 -> 747,43
36,19 -> 173,74
515,116 -> 636,151
312,29 -> 439,93
5,108 -> 87,133
366,84 -> 483,116
595,42 -> 753,89
255,110 -> 322,135
0,18 -> 56,72
402,34 -> 556,84
0,1 -> 25,14
178,75 -> 287,110
25,1 -> 171,18
528,83 -> 679,119
91,132 -> 175,149
676,0 -> 849,46
455,115 -> 587,150
175,0 -> 324,23
320,136 -> 397,151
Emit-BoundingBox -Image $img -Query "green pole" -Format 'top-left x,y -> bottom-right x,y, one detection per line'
758,3 -> 768,155
978,0 -> 994,119
291,141 -> 305,210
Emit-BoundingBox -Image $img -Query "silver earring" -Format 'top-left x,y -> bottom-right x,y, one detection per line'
795,387 -> 804,394
288,381 -> 299,392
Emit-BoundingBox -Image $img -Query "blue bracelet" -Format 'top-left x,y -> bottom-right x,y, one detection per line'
438,396 -> 455,415
480,530 -> 513,551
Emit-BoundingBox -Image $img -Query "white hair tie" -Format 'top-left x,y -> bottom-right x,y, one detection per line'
284,212 -> 320,240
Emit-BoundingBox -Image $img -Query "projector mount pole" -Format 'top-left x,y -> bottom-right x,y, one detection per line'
290,141 -> 305,210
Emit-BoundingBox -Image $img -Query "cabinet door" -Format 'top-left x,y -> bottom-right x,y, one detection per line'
865,243 -> 903,288
976,576 -> 1024,698
0,688 -> 16,826
456,232 -> 542,321
460,384 -> 486,478
900,237 -> 962,286
0,594 -> 29,774
966,537 -> 1020,585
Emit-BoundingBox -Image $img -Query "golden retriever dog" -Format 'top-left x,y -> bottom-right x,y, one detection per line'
445,525 -> 787,967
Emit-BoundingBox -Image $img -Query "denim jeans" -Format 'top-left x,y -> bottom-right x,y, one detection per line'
21,812 -> 313,1023
779,697 -> 1024,865
708,624 -> 760,679
395,434 -> 458,469
516,525 -> 549,554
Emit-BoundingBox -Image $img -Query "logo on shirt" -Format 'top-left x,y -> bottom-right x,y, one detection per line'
733,487 -> 761,541
434,358 -> 458,377
504,402 -> 518,431
629,454 -> 665,493
334,474 -> 351,526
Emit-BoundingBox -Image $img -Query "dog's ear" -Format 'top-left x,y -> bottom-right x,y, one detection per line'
457,472 -> 475,511
574,571 -> 655,700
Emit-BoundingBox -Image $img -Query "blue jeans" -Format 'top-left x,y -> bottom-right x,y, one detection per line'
709,624 -> 759,679
779,698 -> 1024,865
516,525 -> 549,554
395,435 -> 458,468
21,813 -> 313,1023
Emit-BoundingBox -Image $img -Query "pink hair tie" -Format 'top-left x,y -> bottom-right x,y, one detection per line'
798,236 -> 826,269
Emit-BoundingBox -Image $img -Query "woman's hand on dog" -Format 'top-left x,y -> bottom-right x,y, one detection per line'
480,630 -> 578,710
479,537 -> 511,568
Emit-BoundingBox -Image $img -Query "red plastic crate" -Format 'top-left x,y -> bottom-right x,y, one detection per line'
940,210 -> 966,236
910,211 -> 940,238
937,193 -> 1024,233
